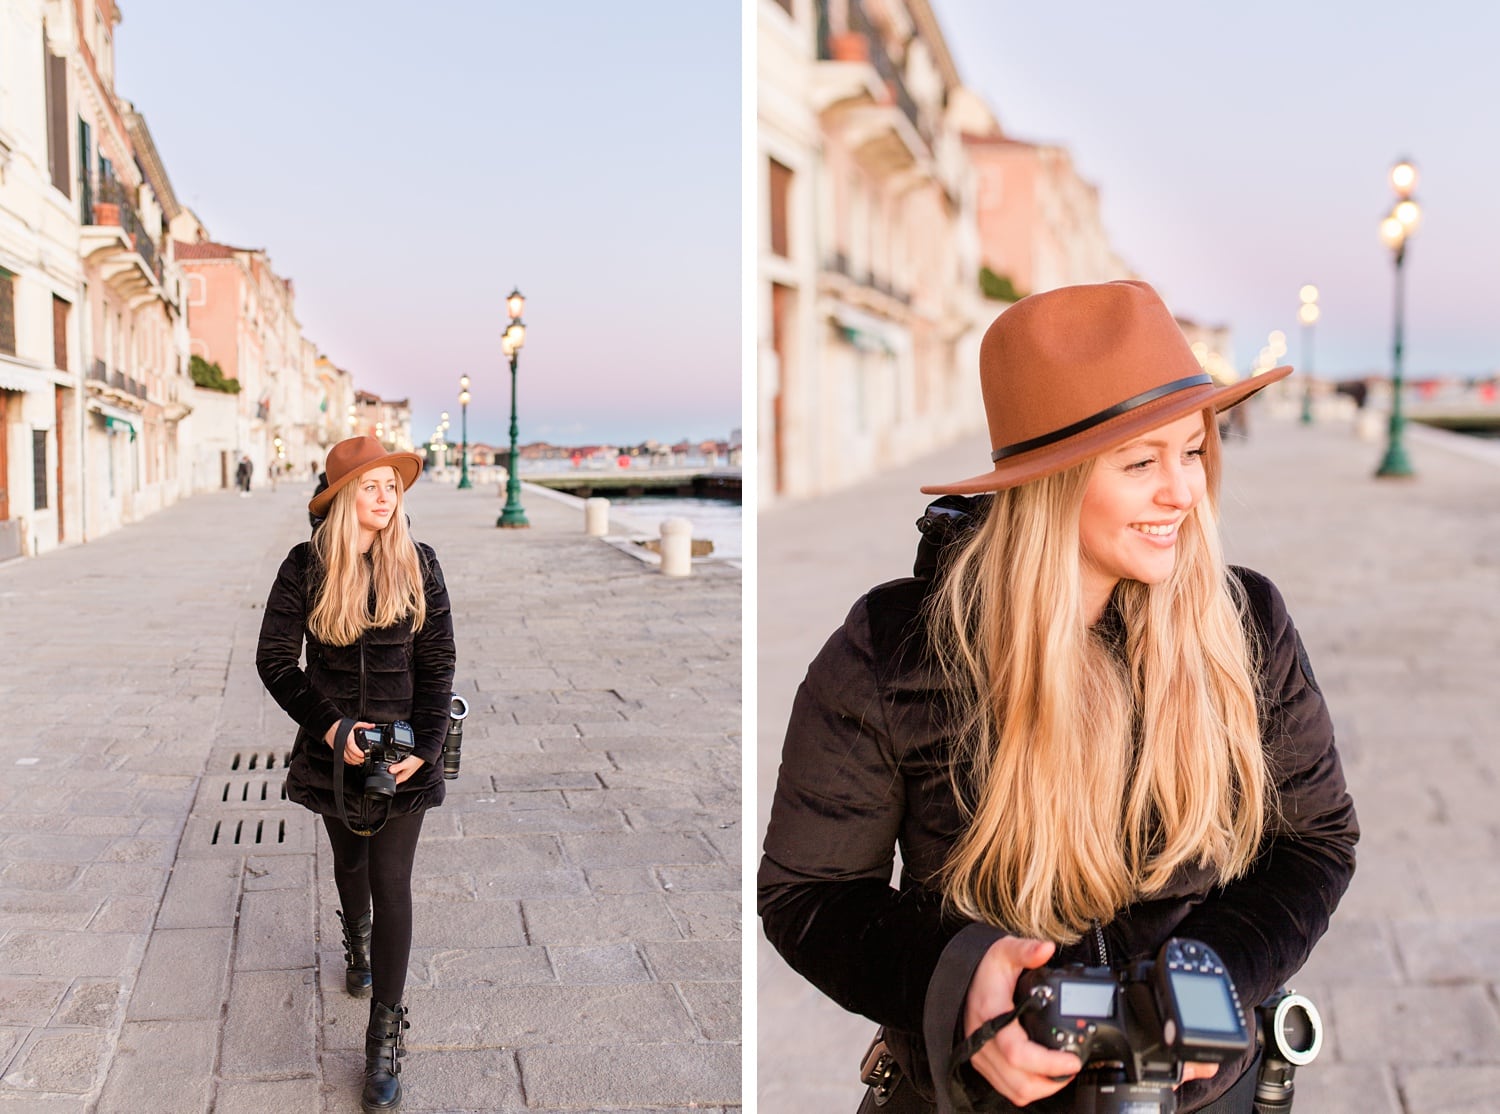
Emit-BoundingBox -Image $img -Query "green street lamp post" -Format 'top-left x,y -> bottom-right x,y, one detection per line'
1376,158 -> 1420,479
457,375 -> 473,489
497,288 -> 530,528
1298,285 -> 1320,424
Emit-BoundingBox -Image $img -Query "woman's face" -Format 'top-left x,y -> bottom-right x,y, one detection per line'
353,466 -> 400,542
1078,411 -> 1208,617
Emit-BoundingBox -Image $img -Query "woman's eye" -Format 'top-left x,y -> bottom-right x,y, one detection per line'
1124,458 -> 1154,472
1185,448 -> 1207,461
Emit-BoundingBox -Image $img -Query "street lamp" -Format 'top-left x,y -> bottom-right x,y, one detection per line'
497,287 -> 530,528
1376,157 -> 1420,478
1298,285 -> 1320,424
457,376 -> 472,489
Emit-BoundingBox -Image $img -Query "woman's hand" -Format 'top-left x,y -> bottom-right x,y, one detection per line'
962,937 -> 1082,1106
1179,1062 -> 1221,1087
388,755 -> 426,785
323,720 -> 376,766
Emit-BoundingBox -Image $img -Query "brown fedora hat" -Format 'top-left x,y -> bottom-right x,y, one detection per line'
922,280 -> 1292,495
309,435 -> 424,517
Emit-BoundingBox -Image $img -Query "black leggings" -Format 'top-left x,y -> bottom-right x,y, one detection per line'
321,811 -> 426,1006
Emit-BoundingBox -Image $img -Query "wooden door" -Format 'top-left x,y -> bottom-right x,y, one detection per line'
0,391 -> 10,520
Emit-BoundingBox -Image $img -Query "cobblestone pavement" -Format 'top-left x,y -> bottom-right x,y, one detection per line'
0,478 -> 741,1113
758,410 -> 1500,1114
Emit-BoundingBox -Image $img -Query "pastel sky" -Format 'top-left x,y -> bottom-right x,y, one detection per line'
115,1 -> 740,447
936,0 -> 1500,379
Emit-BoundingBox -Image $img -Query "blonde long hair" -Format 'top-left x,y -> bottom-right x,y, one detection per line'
930,411 -> 1270,943
307,475 -> 427,646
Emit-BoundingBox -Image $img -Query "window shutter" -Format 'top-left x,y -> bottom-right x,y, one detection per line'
33,431 -> 49,511
0,271 -> 17,357
45,49 -> 71,196
53,295 -> 70,371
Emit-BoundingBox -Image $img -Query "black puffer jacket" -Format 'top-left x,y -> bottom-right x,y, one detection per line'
256,540 -> 456,827
758,498 -> 1358,1114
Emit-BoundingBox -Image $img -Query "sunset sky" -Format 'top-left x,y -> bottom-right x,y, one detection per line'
938,0 -> 1500,380
116,1 -> 740,448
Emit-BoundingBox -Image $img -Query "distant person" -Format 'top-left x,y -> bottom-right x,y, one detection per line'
256,435 -> 456,1114
235,454 -> 253,496
760,282 -> 1358,1113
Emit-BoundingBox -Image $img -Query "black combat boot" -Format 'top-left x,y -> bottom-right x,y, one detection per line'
336,908 -> 373,997
361,999 -> 408,1113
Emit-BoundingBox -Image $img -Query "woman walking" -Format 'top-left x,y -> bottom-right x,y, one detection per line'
257,435 -> 455,1113
760,281 -> 1358,1113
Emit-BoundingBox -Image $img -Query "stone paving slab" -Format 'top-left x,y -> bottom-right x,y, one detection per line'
758,414 -> 1500,1111
0,477 -> 740,1110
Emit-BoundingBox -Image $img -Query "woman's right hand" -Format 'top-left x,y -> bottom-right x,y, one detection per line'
323,720 -> 376,766
962,937 -> 1083,1106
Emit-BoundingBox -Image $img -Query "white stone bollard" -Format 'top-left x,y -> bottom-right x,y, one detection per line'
584,497 -> 610,536
659,517 -> 693,577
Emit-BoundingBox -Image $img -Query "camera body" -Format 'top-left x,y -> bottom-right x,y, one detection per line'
355,720 -> 416,799
1016,938 -> 1251,1113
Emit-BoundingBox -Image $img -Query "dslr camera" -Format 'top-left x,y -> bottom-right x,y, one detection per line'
355,721 -> 416,800
1015,937 -> 1251,1113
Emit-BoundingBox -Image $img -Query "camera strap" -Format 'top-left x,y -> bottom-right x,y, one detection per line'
331,717 -> 390,837
947,995 -> 1044,1112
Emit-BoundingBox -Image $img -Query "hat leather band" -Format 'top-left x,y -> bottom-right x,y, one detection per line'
989,373 -> 1215,464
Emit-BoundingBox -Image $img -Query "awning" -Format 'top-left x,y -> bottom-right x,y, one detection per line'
87,399 -> 140,441
828,304 -> 900,355
0,360 -> 53,394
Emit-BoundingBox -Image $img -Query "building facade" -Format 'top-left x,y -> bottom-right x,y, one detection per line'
758,0 -> 989,503
964,131 -> 1134,298
0,0 -> 383,560
351,389 -> 413,453
0,0 -> 193,559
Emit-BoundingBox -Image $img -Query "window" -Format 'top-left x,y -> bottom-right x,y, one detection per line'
43,37 -> 70,196
52,295 -> 69,370
769,158 -> 793,258
33,430 -> 49,510
77,118 -> 93,222
0,269 -> 16,356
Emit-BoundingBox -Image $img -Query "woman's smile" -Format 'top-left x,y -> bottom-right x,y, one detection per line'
1130,520 -> 1180,541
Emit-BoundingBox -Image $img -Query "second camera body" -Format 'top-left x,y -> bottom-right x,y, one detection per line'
1015,937 -> 1251,1113
354,720 -> 416,799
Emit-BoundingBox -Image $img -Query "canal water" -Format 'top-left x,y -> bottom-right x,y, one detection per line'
608,496 -> 742,561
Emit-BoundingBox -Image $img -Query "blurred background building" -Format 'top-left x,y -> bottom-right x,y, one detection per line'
757,0 -> 1230,504
0,0 -> 396,559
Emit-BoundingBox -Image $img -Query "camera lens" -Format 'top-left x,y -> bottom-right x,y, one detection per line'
449,694 -> 469,720
1271,993 -> 1322,1066
365,769 -> 397,799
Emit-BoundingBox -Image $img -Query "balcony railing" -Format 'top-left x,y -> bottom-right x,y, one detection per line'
88,172 -> 165,287
823,251 -> 912,305
815,0 -> 932,149
87,359 -> 148,400
110,370 -> 148,400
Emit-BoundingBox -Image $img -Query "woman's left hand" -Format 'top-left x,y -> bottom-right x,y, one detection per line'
1179,1062 -> 1221,1087
388,755 -> 426,785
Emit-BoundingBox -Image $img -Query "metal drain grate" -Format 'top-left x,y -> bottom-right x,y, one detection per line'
180,808 -> 315,857
210,817 -> 288,847
228,750 -> 292,771
219,780 -> 289,804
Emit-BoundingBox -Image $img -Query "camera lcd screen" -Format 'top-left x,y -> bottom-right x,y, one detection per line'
1058,980 -> 1116,1019
1169,972 -> 1241,1033
392,723 -> 415,746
